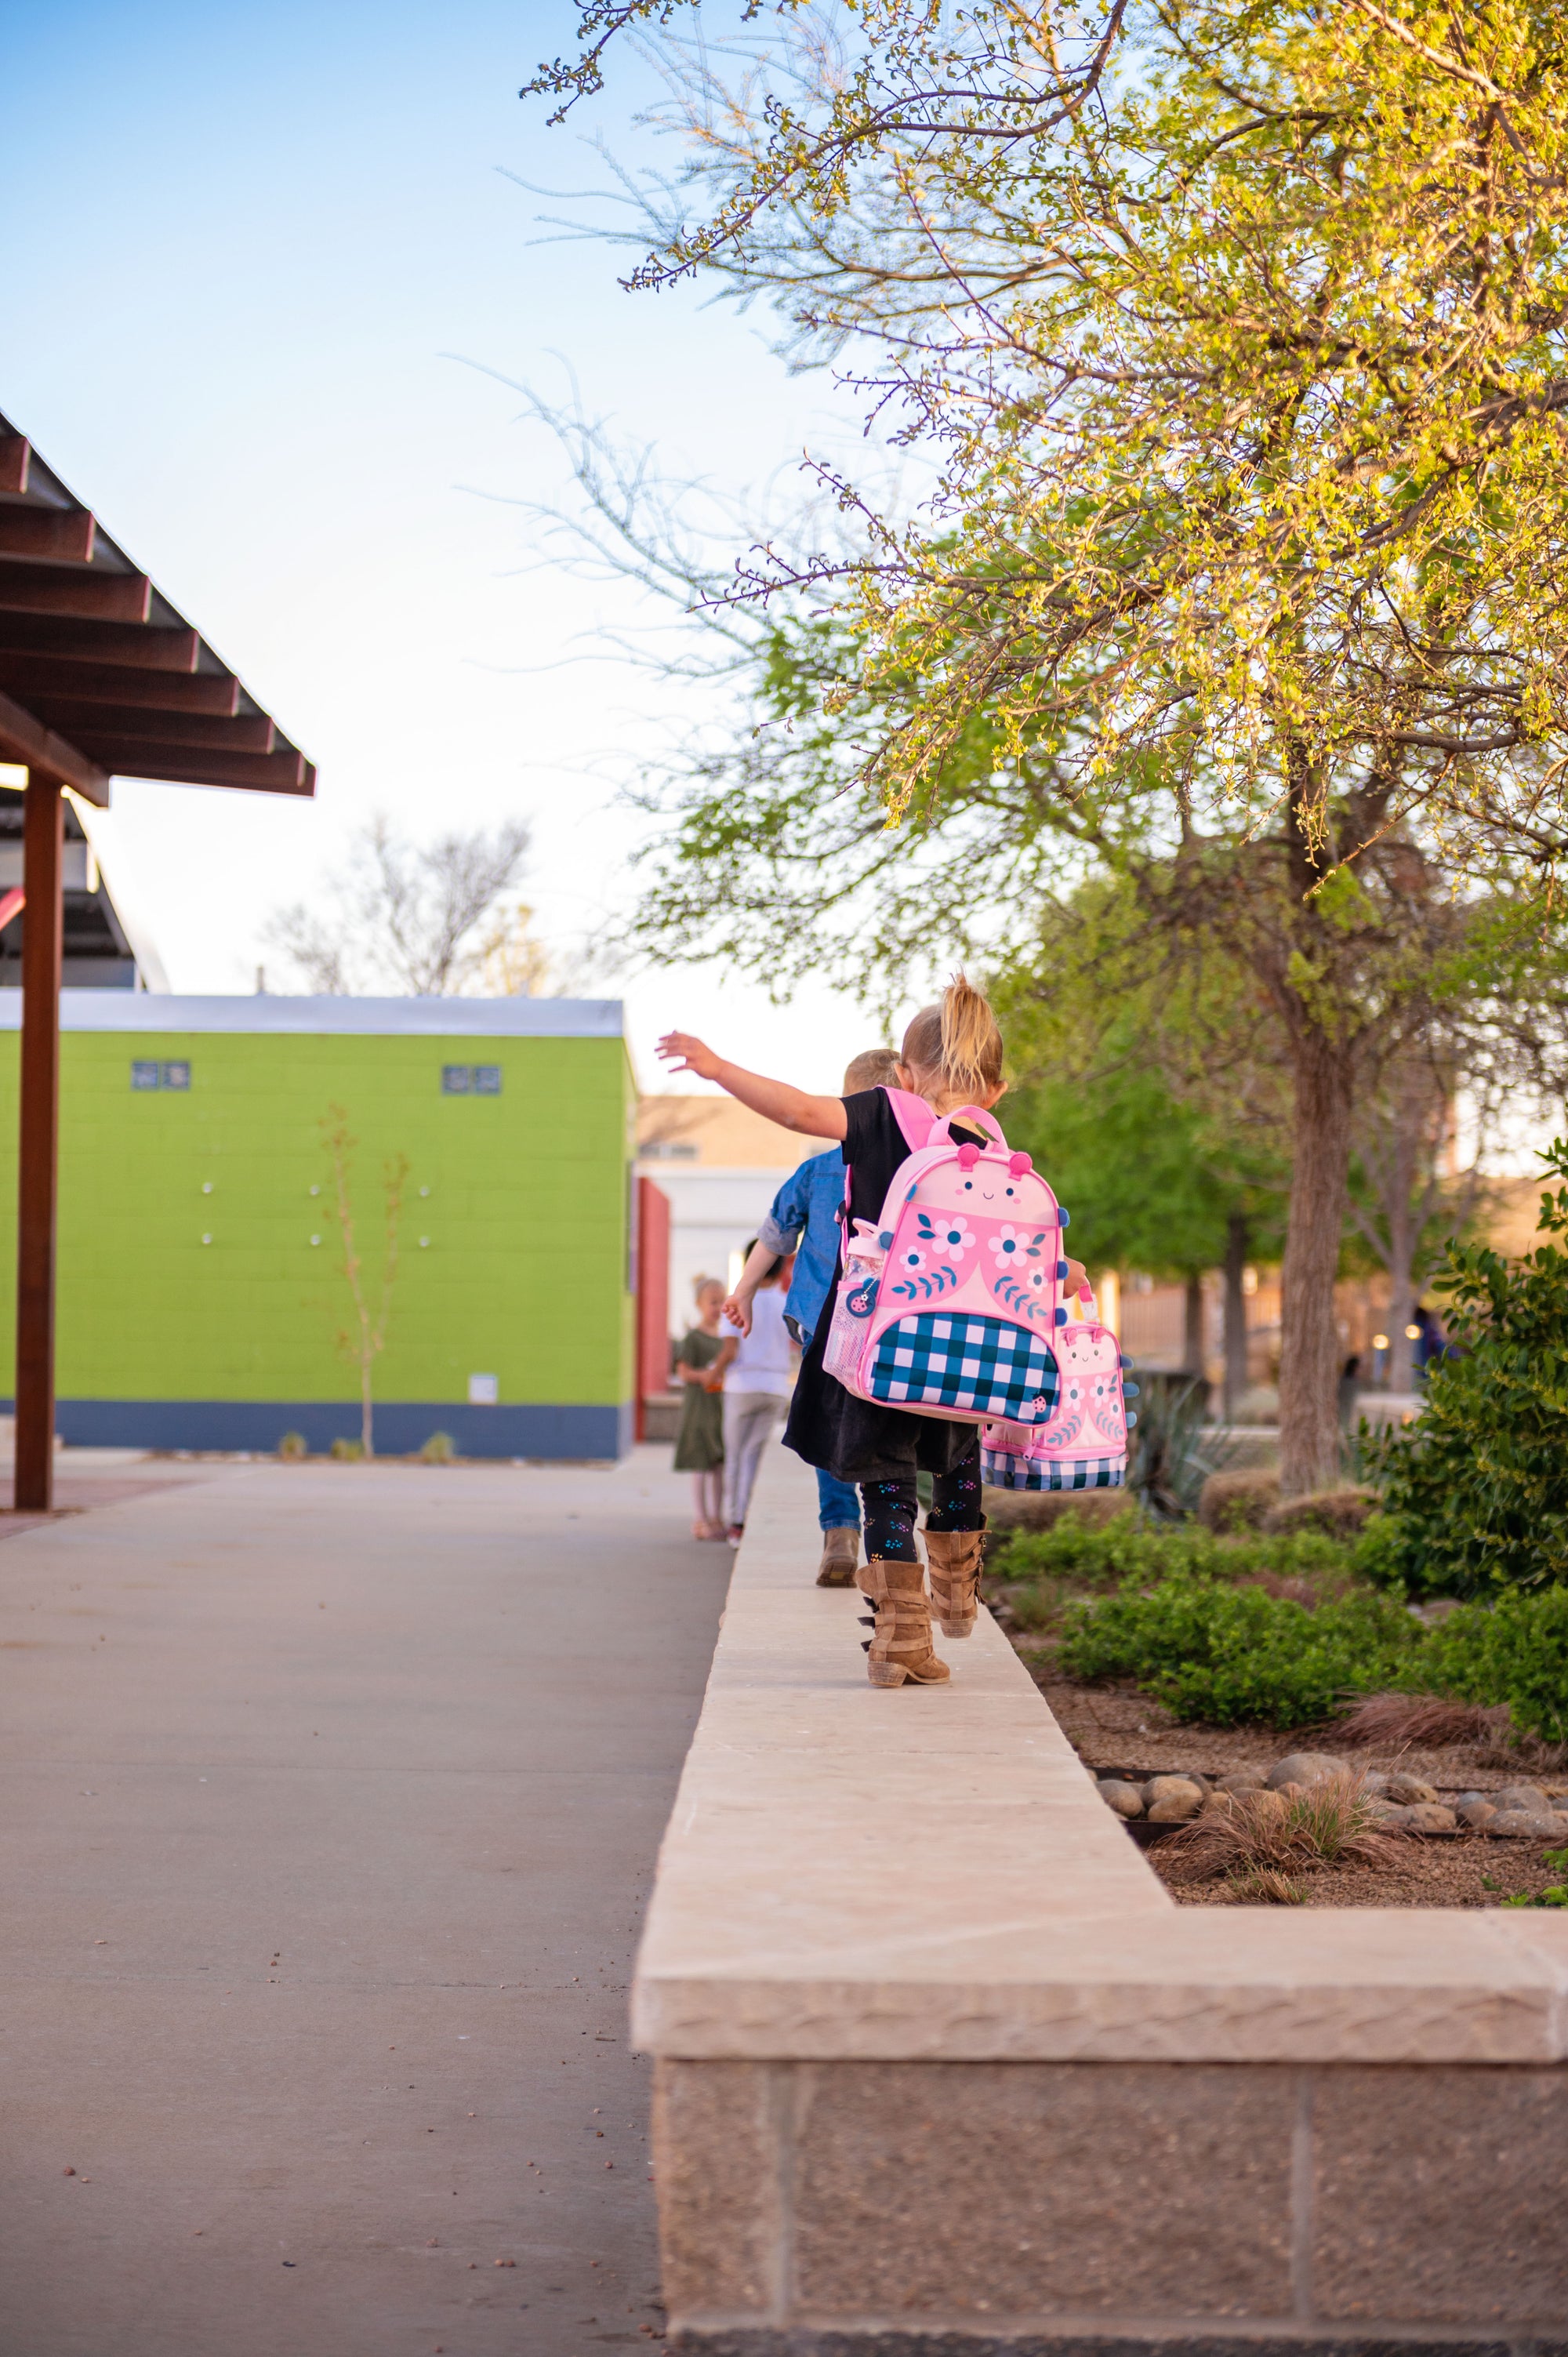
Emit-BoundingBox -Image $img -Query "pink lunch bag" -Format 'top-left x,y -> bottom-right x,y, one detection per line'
980,1287 -> 1138,1491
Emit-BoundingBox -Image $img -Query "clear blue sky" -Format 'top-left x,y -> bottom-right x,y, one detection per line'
2,0 -> 886,1088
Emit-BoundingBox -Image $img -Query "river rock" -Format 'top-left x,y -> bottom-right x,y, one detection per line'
1401,1802 -> 1457,1832
1370,1802 -> 1417,1829
1457,1800 -> 1497,1831
1493,1785 -> 1550,1816
1217,1770 -> 1268,1794
1487,1807 -> 1566,1839
1385,1774 -> 1439,1806
1144,1775 -> 1203,1822
1098,1778 -> 1143,1818
1359,1770 -> 1391,1797
1267,1751 -> 1352,1790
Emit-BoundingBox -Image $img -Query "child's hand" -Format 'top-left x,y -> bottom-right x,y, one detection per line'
658,1030 -> 721,1081
720,1293 -> 753,1337
1065,1258 -> 1089,1296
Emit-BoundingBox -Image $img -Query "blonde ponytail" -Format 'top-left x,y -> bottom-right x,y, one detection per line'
901,972 -> 1004,1101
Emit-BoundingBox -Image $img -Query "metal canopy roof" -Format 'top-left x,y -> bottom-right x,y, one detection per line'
0,412 -> 315,807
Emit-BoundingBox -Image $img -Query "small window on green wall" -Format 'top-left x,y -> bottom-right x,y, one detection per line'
131,1060 -> 191,1091
441,1065 -> 502,1095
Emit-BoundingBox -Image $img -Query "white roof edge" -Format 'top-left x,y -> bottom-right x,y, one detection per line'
0,992 -> 625,1038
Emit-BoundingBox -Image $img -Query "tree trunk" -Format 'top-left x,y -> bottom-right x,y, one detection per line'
1182,1271 -> 1205,1389
1278,1026 -> 1355,1494
1223,1211 -> 1249,1419
361,1363 -> 375,1460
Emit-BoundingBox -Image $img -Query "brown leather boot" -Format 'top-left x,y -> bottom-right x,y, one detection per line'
860,1556 -> 950,1687
924,1526 -> 985,1640
816,1526 -> 860,1586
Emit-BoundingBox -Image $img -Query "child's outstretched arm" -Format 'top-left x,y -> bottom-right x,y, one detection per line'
721,1237 -> 779,1338
657,1033 -> 848,1140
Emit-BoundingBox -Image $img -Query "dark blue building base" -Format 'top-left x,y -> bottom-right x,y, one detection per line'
39,1399 -> 634,1461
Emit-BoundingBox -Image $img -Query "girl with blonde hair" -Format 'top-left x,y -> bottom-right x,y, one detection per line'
659,976 -> 1085,1687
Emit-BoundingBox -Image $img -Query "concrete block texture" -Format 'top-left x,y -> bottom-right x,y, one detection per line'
655,2061 -> 786,2318
655,2057 -> 1568,2346
789,2061 -> 1294,2319
1312,2066 -> 1568,2324
667,2338 -> 1568,2357
669,2341 -> 1567,2357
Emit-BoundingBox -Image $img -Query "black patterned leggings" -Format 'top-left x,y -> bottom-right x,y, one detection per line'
858,1436 -> 983,1563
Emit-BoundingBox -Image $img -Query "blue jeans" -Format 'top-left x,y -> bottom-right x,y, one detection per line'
816,1467 -> 861,1531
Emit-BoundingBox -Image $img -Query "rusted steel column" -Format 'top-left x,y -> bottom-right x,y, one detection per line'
15,772 -> 63,1510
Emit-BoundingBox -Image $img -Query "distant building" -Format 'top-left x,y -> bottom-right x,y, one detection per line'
637,1094 -> 834,1331
0,993 -> 636,1456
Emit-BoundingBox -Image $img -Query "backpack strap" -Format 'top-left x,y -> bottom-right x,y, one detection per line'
837,1086 -> 935,1251
880,1086 -> 938,1153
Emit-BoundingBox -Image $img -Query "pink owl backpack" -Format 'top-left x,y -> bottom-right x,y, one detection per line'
822,1088 -> 1077,1427
980,1286 -> 1138,1492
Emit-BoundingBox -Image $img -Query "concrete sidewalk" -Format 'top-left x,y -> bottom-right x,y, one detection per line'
0,1447 -> 733,2356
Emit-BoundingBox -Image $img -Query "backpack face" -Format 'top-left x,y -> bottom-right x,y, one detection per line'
823,1107 -> 1070,1425
980,1321 -> 1135,1488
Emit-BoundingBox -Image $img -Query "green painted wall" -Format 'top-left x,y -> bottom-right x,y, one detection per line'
0,1029 -> 636,1408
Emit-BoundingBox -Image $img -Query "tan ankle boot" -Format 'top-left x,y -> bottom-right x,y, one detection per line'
860,1556 -> 950,1687
816,1526 -> 860,1587
924,1527 -> 985,1639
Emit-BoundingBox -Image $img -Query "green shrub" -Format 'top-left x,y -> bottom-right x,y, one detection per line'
1409,1584 -> 1568,1748
990,1513 -> 1356,1592
1057,1577 -> 1421,1727
1362,1143 -> 1568,1597
1051,1557 -> 1568,1741
1348,1511 -> 1404,1589
989,1515 -> 1202,1587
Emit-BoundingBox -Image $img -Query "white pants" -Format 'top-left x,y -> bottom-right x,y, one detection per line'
722,1390 -> 782,1528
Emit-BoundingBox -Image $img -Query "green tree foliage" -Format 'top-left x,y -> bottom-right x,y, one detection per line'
1016,1052 -> 1238,1284
528,0 -> 1568,1494
1365,1145 -> 1568,1598
996,896 -> 1287,1290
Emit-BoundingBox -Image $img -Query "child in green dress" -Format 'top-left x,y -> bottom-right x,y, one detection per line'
673,1276 -> 734,1539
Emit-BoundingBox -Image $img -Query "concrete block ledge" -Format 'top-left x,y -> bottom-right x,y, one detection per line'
636,1447 -> 1568,2349
667,2337 -> 1568,2357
